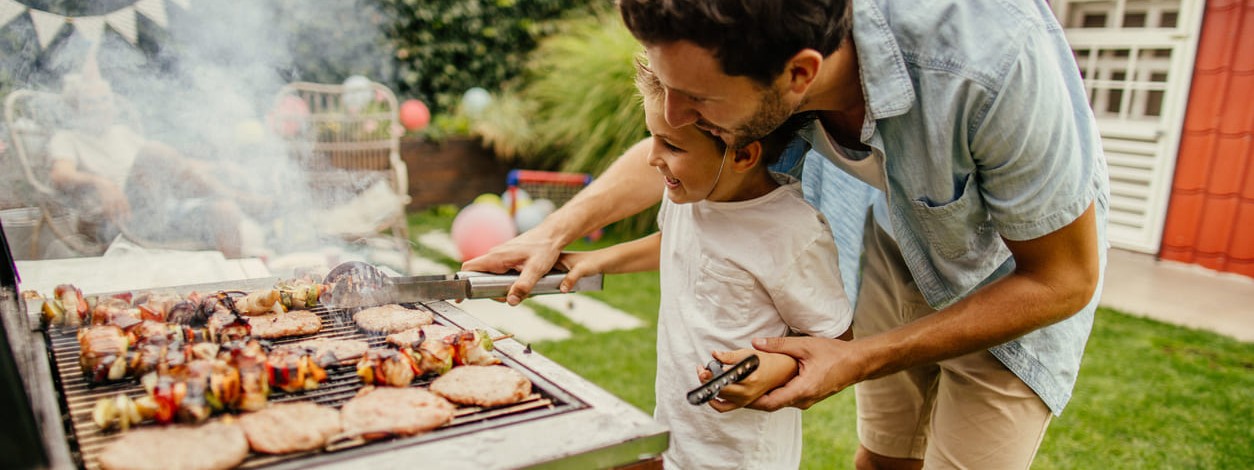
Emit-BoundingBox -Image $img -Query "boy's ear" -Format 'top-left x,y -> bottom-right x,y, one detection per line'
784,49 -> 824,94
731,141 -> 763,173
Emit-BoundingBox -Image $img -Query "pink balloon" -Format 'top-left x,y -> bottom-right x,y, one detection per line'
270,95 -> 310,137
399,99 -> 431,131
451,203 -> 517,262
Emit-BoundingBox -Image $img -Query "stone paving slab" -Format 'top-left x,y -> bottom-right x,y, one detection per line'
452,298 -> 572,343
528,294 -> 645,332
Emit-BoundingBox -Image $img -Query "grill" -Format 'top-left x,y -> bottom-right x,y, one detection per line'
2,276 -> 668,469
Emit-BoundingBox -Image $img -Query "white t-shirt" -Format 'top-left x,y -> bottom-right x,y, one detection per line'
47,125 -> 145,189
654,173 -> 853,470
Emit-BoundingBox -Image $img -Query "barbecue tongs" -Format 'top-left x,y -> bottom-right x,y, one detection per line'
321,261 -> 602,309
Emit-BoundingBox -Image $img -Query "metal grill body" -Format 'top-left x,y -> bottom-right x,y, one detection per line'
4,277 -> 667,469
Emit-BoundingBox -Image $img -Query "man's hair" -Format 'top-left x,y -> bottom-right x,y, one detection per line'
635,57 -> 807,167
619,0 -> 851,87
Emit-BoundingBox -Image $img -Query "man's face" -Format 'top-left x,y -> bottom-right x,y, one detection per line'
645,40 -> 799,147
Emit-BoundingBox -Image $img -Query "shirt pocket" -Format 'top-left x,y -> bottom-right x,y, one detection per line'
693,256 -> 757,328
907,173 -> 997,260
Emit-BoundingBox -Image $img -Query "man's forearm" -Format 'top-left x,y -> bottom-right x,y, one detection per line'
542,138 -> 663,246
854,203 -> 1101,382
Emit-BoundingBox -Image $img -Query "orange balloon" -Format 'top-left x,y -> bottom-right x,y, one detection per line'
399,99 -> 430,131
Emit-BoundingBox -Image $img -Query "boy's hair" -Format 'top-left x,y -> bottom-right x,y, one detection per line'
619,0 -> 851,87
635,58 -> 808,167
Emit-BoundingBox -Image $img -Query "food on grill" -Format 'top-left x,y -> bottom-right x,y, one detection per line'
430,365 -> 533,408
78,325 -> 130,383
39,284 -> 88,327
275,276 -> 328,310
265,343 -> 329,393
450,329 -> 502,367
356,348 -> 418,387
97,420 -> 249,470
92,393 -> 146,432
220,339 -> 271,412
133,291 -> 183,322
232,289 -> 284,315
275,338 -> 369,366
239,402 -> 341,454
352,304 -> 433,333
247,310 -> 322,339
340,387 -> 455,440
90,296 -> 144,329
385,324 -> 460,348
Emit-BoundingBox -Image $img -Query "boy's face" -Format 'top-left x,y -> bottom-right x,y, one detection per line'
644,101 -> 729,204
645,40 -> 798,148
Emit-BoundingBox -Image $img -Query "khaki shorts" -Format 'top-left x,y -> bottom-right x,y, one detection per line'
852,217 -> 1052,469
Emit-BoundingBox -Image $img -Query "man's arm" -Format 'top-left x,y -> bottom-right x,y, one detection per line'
48,159 -> 131,221
462,137 -> 664,305
750,202 -> 1101,410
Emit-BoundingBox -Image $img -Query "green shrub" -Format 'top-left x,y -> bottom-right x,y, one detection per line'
473,14 -> 657,236
370,0 -> 593,115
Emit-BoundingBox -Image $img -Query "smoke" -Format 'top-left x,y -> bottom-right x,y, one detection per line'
1,0 -> 407,274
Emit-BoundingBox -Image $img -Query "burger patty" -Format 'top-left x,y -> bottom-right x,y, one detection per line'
248,310 -> 322,339
385,324 -> 461,348
430,365 -> 533,408
239,402 -> 341,454
340,386 -> 455,439
352,304 -> 433,333
97,421 -> 249,470
276,338 -> 369,366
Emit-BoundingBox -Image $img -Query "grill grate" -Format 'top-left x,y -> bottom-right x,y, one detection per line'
45,301 -> 586,469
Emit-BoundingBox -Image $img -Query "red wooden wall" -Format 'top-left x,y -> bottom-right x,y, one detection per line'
1160,0 -> 1254,278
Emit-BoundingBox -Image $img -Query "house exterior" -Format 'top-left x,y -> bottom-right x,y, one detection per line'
1052,0 -> 1254,279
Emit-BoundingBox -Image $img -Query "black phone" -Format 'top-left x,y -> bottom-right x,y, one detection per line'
686,355 -> 760,405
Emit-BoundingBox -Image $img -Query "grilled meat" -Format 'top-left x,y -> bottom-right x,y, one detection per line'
97,420 -> 249,470
384,324 -> 459,349
352,304 -> 433,333
430,365 -> 532,408
239,402 -> 341,454
247,310 -> 322,339
340,387 -> 455,440
274,338 -> 369,367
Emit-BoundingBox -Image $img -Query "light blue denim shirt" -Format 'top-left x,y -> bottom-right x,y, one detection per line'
772,0 -> 1110,414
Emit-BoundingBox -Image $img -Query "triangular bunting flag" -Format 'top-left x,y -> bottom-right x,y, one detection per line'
105,7 -> 137,45
29,8 -> 66,50
72,16 -> 106,45
134,0 -> 167,29
168,0 -> 190,10
0,0 -> 24,28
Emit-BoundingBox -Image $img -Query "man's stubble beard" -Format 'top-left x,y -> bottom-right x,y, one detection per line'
729,84 -> 797,149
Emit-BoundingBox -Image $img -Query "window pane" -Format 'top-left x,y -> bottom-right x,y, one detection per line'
1160,11 -> 1179,28
1144,90 -> 1164,116
1123,12 -> 1148,27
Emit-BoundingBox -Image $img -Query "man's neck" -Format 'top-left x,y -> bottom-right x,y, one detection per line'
801,38 -> 869,150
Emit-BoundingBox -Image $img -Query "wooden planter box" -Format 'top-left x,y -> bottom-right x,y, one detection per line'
400,136 -> 511,211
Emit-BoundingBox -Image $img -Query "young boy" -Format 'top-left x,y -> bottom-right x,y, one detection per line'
555,62 -> 853,469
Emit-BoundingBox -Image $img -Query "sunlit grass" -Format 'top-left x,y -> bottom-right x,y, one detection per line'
409,208 -> 1254,468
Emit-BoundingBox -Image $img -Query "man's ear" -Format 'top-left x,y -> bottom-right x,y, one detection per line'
783,49 -> 823,94
731,142 -> 764,173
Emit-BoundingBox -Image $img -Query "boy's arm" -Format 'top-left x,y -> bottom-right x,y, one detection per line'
556,232 -> 661,292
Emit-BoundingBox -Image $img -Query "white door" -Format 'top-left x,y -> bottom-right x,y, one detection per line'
1052,0 -> 1206,252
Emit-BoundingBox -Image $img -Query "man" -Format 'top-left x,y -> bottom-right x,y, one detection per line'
464,1 -> 1109,468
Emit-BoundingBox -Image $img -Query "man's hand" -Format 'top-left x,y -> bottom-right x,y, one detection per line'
746,336 -> 863,411
696,349 -> 798,413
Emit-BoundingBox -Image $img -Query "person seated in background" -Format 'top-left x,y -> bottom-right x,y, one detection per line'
46,72 -> 268,258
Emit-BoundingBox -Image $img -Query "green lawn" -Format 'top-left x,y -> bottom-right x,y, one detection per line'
409,209 -> 1254,468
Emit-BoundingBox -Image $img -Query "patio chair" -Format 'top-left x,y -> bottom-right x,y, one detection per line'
272,81 -> 413,273
3,89 -> 204,258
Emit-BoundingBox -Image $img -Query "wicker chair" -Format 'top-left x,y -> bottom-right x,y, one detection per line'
273,81 -> 412,273
3,89 -> 205,258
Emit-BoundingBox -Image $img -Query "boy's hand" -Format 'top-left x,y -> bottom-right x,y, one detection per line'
554,251 -> 603,293
695,348 -> 798,412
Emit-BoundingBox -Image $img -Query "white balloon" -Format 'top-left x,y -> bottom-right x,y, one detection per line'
531,199 -> 556,216
342,75 -> 373,112
501,188 -> 532,211
462,87 -> 492,117
514,203 -> 550,233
